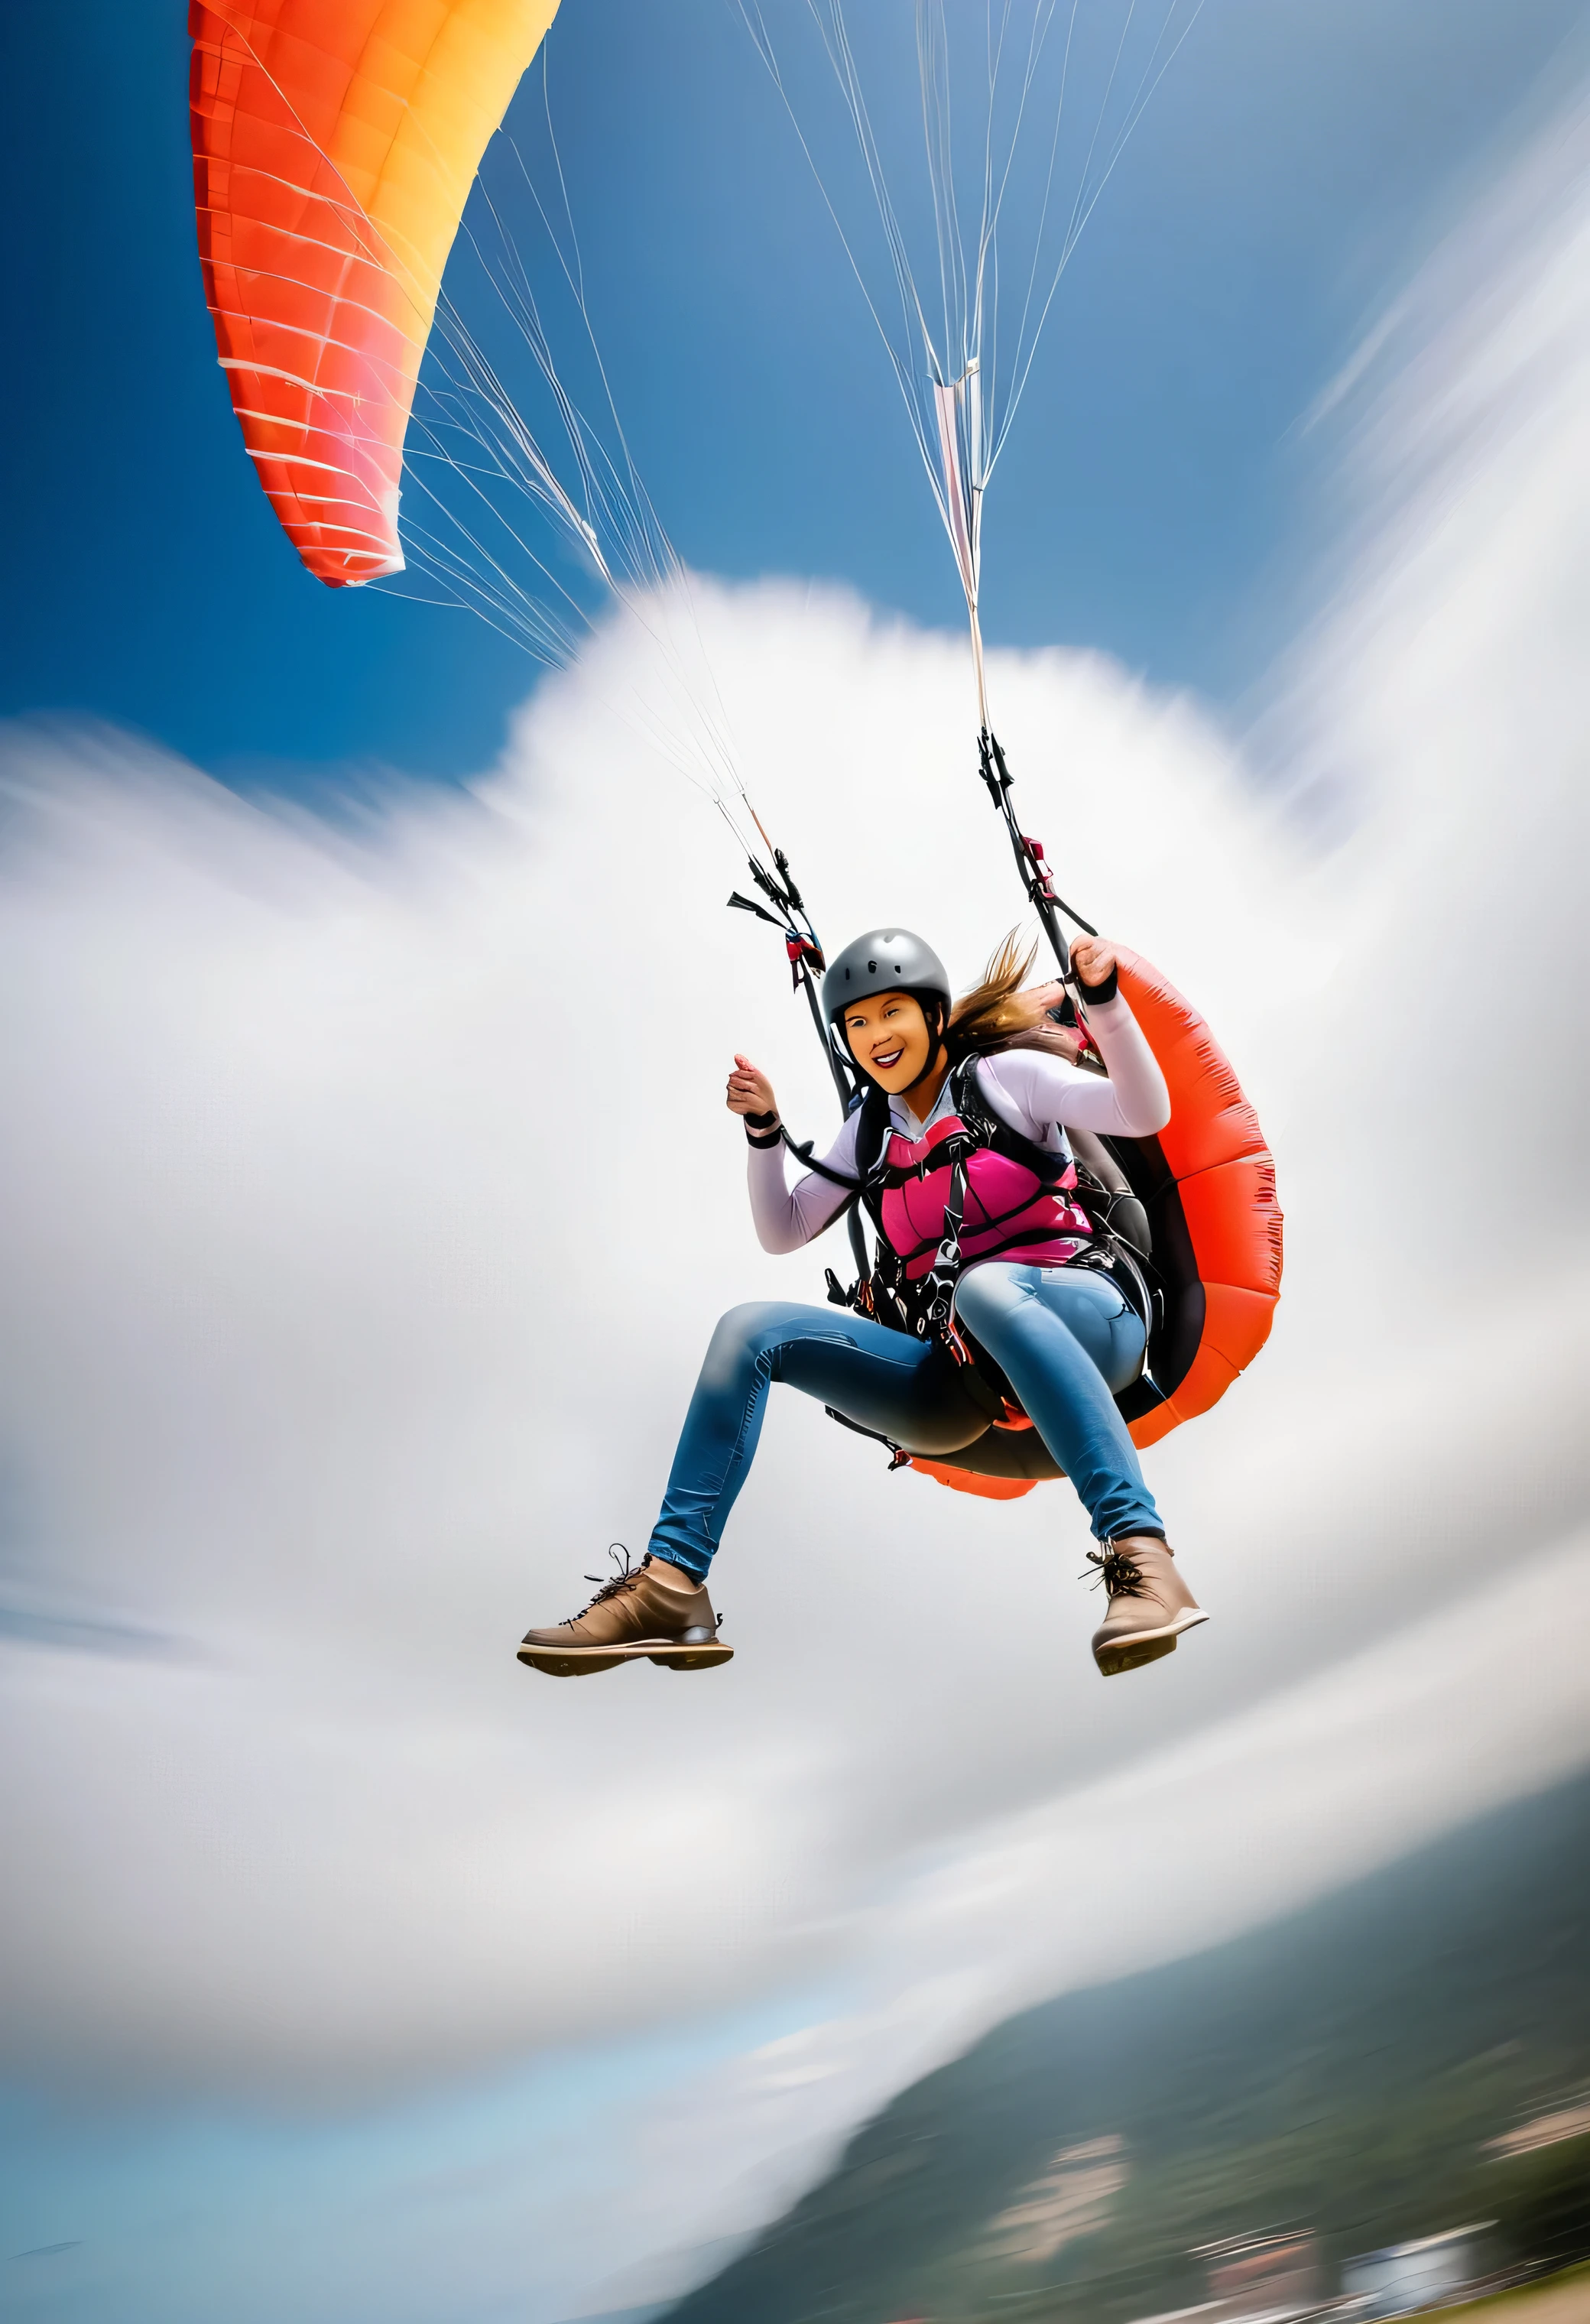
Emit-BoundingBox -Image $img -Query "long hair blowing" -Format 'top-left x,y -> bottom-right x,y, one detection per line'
943,932 -> 1068,1064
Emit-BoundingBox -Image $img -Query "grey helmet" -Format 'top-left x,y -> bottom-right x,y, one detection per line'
823,928 -> 952,1025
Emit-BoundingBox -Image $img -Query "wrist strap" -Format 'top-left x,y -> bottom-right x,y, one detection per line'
745,1111 -> 782,1148
1077,965 -> 1118,1005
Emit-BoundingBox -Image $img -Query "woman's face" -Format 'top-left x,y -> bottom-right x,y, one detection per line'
842,990 -> 936,1095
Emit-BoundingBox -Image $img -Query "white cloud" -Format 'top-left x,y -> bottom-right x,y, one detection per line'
0,584 -> 1331,2097
1,67 -> 1588,2324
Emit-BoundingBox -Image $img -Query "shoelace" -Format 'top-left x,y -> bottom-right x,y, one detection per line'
561,1543 -> 644,1627
1082,1544 -> 1147,1599
560,1546 -> 723,1636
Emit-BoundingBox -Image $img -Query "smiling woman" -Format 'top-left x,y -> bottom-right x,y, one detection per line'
517,916 -> 1277,1686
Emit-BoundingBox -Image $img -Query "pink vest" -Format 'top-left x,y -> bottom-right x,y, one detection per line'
878,1112 -> 1093,1281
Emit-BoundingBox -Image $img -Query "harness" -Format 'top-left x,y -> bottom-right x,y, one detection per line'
722,740 -> 1264,1487
796,1056 -> 1158,1419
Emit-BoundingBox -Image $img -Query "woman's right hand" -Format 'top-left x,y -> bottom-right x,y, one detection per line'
727,1053 -> 778,1123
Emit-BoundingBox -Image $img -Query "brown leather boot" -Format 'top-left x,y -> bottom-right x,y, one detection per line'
1086,1536 -> 1208,1677
518,1549 -> 732,1677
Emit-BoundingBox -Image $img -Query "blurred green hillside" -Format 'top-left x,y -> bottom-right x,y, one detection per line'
665,1771 -> 1590,2324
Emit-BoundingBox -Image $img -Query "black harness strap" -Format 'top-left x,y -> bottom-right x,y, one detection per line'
842,1060 -> 1091,1349
795,1061 -> 1156,1410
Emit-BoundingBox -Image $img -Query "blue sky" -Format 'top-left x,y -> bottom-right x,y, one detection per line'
1,0 -> 1583,787
3,11 -> 1590,2324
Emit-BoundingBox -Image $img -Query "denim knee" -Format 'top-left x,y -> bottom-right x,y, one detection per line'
698,1302 -> 788,1394
952,1265 -> 1029,1343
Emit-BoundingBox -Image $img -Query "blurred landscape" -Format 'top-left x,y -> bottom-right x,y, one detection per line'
662,1771 -> 1590,2324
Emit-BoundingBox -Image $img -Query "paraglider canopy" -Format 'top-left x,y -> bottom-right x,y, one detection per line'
190,0 -> 561,586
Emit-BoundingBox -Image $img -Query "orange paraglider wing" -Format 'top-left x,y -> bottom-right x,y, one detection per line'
190,1 -> 561,586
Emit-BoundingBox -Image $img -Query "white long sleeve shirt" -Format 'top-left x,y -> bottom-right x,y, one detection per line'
747,993 -> 1170,1255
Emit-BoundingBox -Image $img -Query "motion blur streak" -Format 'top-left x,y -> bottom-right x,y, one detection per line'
0,70 -> 1588,2324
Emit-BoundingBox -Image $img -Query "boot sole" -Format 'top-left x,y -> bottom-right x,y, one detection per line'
517,1639 -> 734,1678
1094,1607 -> 1208,1679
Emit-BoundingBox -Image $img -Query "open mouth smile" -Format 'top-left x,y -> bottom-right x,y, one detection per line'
872,1047 -> 906,1069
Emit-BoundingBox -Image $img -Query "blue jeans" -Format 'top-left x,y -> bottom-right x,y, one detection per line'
647,1262 -> 1163,1579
